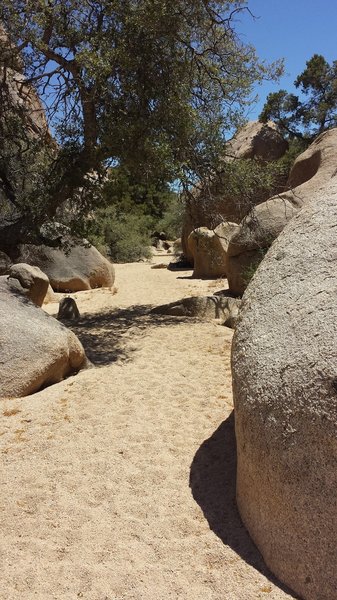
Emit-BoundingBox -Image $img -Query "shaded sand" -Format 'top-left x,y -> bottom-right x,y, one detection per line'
0,257 -> 297,600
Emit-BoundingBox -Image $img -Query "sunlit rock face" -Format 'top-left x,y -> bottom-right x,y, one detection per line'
232,179 -> 337,600
0,276 -> 87,398
226,127 -> 337,295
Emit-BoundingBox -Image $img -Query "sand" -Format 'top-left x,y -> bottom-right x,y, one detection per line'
0,256 -> 297,600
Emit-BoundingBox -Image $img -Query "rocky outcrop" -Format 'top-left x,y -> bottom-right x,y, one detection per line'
225,120 -> 288,162
0,277 -> 87,398
18,242 -> 115,292
188,222 -> 239,279
226,127 -> 337,295
231,180 -> 337,600
151,295 -> 241,322
8,263 -> 49,306
226,197 -> 298,295
43,284 -> 58,304
0,24 -> 49,139
181,121 -> 288,259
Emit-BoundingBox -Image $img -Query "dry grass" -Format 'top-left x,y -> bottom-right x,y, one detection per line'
3,408 -> 21,417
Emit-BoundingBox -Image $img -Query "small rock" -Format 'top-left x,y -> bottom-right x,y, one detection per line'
58,297 -> 80,320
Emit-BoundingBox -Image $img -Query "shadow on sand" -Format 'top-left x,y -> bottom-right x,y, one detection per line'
190,412 -> 299,598
67,304 -> 196,366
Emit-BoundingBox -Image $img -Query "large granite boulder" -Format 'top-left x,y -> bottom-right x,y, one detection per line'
181,121 -> 288,260
18,242 -> 115,292
227,127 -> 337,295
231,180 -> 337,600
188,222 -> 239,279
225,197 -> 298,295
8,263 -> 49,306
225,120 -> 288,162
0,277 -> 87,398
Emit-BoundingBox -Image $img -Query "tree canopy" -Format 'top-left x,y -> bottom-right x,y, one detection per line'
0,1 -> 281,248
259,54 -> 337,140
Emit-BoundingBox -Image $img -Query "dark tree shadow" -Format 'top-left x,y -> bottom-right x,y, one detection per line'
190,412 -> 299,598
65,304 -> 196,366
213,289 -> 241,299
176,276 -> 231,282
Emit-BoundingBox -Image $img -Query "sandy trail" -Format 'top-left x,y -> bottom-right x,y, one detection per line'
0,258 -> 296,600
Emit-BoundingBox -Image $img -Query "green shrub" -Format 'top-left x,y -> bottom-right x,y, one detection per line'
83,165 -> 185,262
87,206 -> 153,263
156,194 -> 184,240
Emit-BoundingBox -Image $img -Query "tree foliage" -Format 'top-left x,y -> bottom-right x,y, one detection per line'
184,147 -> 294,234
259,54 -> 337,140
88,205 -> 153,263
0,0 -> 281,248
85,183 -> 182,263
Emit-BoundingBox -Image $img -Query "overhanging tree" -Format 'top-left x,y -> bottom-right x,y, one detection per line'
0,0 -> 282,251
259,54 -> 337,141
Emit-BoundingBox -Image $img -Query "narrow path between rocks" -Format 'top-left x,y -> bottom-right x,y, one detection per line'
0,259 -> 296,600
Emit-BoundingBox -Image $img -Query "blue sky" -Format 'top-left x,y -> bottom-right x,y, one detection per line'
236,0 -> 337,119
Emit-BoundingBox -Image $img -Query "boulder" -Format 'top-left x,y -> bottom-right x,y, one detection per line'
8,263 -> 49,306
231,180 -> 337,600
0,277 -> 87,398
226,127 -> 337,295
181,121 -> 288,257
188,222 -> 239,279
57,297 -> 80,321
225,120 -> 288,162
226,197 -> 298,295
18,242 -> 115,292
151,295 -> 238,321
43,284 -> 58,304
